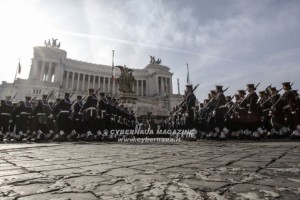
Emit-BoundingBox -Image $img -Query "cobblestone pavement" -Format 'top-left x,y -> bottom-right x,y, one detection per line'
0,141 -> 300,200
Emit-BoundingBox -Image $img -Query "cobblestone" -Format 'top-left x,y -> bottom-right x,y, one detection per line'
0,141 -> 299,199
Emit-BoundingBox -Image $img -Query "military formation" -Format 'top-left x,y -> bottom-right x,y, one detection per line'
0,88 -> 136,142
1,81 -> 300,142
165,82 -> 300,140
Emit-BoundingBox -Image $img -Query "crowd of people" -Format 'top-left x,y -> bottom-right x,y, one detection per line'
164,82 -> 300,140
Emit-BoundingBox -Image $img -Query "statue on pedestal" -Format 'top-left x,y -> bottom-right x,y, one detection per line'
117,65 -> 135,93
149,55 -> 162,65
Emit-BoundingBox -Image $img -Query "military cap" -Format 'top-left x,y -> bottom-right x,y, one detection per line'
89,88 -> 94,93
226,96 -> 231,100
246,84 -> 255,88
238,90 -> 246,95
186,85 -> 193,90
42,94 -> 48,99
215,85 -> 223,90
270,87 -> 277,91
77,95 -> 82,100
281,82 -> 291,88
64,93 -> 70,98
258,91 -> 265,94
99,92 -> 105,96
56,98 -> 61,102
210,90 -> 216,94
199,103 -> 204,107
25,96 -> 31,101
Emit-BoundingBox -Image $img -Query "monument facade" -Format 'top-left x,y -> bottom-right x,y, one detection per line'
0,41 -> 182,118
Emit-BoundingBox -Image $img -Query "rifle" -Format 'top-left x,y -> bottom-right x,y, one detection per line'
238,81 -> 261,106
223,86 -> 230,93
30,95 -> 39,103
46,90 -> 54,101
254,81 -> 261,90
10,93 -> 18,102
104,90 -> 111,99
278,81 -> 294,93
271,82 -> 297,114
69,92 -> 74,99
177,82 -> 200,108
95,86 -> 102,95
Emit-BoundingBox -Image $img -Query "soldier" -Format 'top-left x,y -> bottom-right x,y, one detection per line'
11,96 -> 34,142
280,82 -> 300,138
31,95 -> 52,142
212,85 -> 227,139
243,84 -> 259,138
0,96 -> 14,141
53,93 -> 72,141
268,87 -> 285,138
96,92 -> 108,138
81,89 -> 98,140
185,84 -> 196,129
70,95 -> 83,140
258,90 -> 271,135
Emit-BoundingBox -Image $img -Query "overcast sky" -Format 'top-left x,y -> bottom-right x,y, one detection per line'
0,0 -> 299,101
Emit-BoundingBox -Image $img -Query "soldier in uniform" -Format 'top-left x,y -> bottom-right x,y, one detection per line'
96,92 -> 107,139
53,93 -> 72,141
31,95 -> 52,142
280,82 -> 300,138
11,96 -> 34,141
243,84 -> 259,138
0,96 -> 14,140
185,84 -> 196,129
212,85 -> 227,139
268,87 -> 285,138
81,89 -> 98,140
70,95 -> 83,140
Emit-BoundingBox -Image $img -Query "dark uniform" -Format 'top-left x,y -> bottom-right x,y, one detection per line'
0,97 -> 14,136
71,95 -> 83,137
185,85 -> 196,129
81,89 -> 98,136
53,93 -> 72,139
12,97 -> 34,136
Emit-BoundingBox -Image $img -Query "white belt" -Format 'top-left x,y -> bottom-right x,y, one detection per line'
20,112 -> 30,115
85,107 -> 96,117
283,105 -> 290,109
101,110 -> 106,119
37,113 -> 47,116
1,113 -> 11,116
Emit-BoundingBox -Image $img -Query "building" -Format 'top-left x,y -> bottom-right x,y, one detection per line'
0,41 -> 182,118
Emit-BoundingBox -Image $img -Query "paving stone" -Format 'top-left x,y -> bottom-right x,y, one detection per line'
0,141 -> 299,199
18,192 -> 98,200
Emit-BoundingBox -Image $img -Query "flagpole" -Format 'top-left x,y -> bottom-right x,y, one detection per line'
14,58 -> 20,82
112,50 -> 115,96
186,63 -> 190,85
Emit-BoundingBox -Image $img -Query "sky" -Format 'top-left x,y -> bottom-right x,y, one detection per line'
0,0 -> 300,101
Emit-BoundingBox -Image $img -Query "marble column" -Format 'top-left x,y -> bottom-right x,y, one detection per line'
141,80 -> 144,96
76,73 -> 80,91
82,74 -> 85,91
71,72 -> 75,90
87,75 -> 90,89
46,63 -> 51,82
40,62 -> 45,81
66,71 -> 70,88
